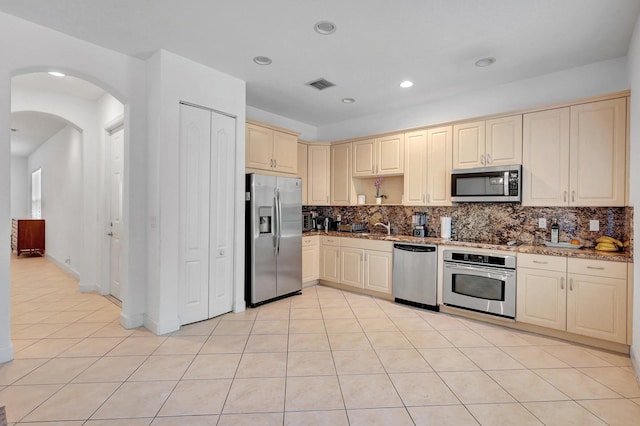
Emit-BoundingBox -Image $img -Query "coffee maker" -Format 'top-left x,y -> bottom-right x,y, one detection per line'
412,212 -> 427,237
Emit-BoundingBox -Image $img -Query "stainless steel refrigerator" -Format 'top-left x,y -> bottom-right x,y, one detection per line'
245,173 -> 302,306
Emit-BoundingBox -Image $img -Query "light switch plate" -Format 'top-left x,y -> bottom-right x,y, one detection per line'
590,220 -> 599,231
538,218 -> 547,229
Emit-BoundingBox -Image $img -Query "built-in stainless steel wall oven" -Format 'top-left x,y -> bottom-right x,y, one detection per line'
443,249 -> 516,318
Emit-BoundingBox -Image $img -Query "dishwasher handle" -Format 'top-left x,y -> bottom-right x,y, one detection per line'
393,243 -> 436,253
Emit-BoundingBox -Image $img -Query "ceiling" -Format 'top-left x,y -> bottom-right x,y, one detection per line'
1,0 -> 639,127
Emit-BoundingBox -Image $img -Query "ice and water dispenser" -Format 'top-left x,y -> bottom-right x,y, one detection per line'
259,206 -> 272,234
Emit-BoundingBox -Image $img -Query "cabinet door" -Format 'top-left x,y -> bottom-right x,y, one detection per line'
341,247 -> 365,288
298,143 -> 308,205
516,267 -> 566,331
308,145 -> 331,205
426,126 -> 453,206
486,115 -> 522,166
272,131 -> 298,174
320,245 -> 340,282
403,130 -> 427,205
352,139 -> 376,176
364,250 -> 392,294
377,133 -> 404,175
331,143 -> 353,205
522,108 -> 570,206
569,98 -> 626,206
453,121 -> 485,169
302,245 -> 319,282
566,273 -> 627,344
246,123 -> 273,171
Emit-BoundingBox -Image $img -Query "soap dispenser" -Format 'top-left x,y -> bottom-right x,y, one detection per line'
550,219 -> 559,244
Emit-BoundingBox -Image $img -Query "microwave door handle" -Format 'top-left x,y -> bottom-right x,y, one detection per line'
504,171 -> 509,196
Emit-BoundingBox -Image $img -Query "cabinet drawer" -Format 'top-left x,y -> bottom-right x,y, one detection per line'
302,235 -> 319,247
340,238 -> 393,252
568,258 -> 627,279
518,253 -> 566,272
322,236 -> 341,247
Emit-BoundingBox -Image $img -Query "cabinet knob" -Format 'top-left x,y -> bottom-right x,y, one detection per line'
560,277 -> 564,290
480,154 -> 485,165
107,232 -> 113,237
571,191 -> 575,202
563,191 -> 568,202
486,153 -> 492,164
569,278 -> 573,291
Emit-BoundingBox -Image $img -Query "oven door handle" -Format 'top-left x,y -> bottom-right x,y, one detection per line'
445,263 -> 514,277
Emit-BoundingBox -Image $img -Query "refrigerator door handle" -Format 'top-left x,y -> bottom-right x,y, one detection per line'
274,189 -> 281,256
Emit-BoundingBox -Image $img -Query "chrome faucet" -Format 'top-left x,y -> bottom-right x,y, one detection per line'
374,221 -> 391,235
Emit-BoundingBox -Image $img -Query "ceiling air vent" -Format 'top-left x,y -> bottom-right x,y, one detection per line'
306,78 -> 335,91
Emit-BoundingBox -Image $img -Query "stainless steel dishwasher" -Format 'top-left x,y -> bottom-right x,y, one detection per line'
392,243 -> 438,311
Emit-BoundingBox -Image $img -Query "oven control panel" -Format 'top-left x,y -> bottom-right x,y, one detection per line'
443,250 -> 516,269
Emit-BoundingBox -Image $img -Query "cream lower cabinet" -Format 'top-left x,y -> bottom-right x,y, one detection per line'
321,237 -> 393,295
320,236 -> 341,281
517,253 -> 628,344
302,235 -> 319,283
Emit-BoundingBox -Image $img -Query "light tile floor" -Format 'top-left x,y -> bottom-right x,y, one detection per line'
2,255 -> 640,425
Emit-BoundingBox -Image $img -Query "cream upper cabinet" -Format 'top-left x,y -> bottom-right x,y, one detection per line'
517,253 -> 628,344
403,130 -> 427,206
403,126 -> 452,206
453,115 -> 522,169
426,126 -> 453,206
523,98 -> 627,207
522,108 -> 571,206
331,143 -> 353,205
307,145 -> 331,206
246,121 -> 298,174
485,115 -> 523,166
453,120 -> 485,169
302,235 -> 319,283
569,98 -> 627,206
298,143 -> 308,205
353,133 -> 404,176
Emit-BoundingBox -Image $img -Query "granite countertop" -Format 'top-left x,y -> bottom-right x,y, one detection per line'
303,230 -> 633,263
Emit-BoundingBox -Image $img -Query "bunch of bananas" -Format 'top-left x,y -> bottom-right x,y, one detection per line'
594,236 -> 627,252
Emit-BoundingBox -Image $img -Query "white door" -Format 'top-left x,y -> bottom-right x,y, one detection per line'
108,126 -> 124,301
179,103 -> 235,325
208,111 -> 236,318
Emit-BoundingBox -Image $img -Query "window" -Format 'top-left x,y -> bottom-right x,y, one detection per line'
31,168 -> 41,219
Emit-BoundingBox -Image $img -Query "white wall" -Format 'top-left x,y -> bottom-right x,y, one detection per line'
0,11 -> 147,363
627,12 -> 640,378
27,125 -> 82,277
317,57 -> 629,141
10,156 -> 28,219
247,105 -> 318,141
145,50 -> 246,334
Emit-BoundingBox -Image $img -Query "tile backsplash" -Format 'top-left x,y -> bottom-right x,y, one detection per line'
305,204 -> 633,249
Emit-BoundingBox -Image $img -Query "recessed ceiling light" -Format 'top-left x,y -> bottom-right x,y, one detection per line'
475,57 -> 496,67
48,71 -> 65,77
253,56 -> 272,65
400,80 -> 414,88
342,98 -> 355,103
314,21 -> 337,35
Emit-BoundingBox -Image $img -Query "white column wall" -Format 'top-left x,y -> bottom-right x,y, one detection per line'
145,50 -> 246,335
627,12 -> 640,378
0,11 -> 147,363
10,156 -> 28,219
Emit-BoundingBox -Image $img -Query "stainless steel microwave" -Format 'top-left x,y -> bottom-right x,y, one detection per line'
451,165 -> 521,202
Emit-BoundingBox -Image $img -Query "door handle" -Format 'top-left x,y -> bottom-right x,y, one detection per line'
563,191 -> 567,202
569,278 -> 573,291
486,153 -> 492,164
107,232 -> 113,237
560,277 -> 564,290
480,154 -> 485,165
571,190 -> 575,202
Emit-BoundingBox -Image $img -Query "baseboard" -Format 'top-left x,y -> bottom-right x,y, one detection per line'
631,346 -> 640,384
143,315 -> 180,335
119,311 -> 144,330
45,254 -> 80,279
78,281 -> 100,293
303,279 -> 319,288
0,342 -> 14,363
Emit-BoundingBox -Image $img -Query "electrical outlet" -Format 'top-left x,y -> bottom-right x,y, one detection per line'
590,220 -> 600,231
538,218 -> 547,229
